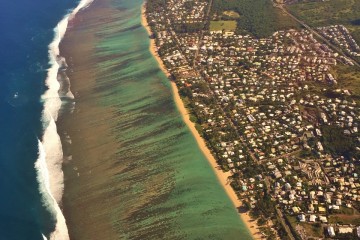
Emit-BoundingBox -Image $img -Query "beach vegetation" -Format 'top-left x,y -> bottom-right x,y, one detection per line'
179,87 -> 192,99
257,216 -> 267,226
250,187 -> 275,219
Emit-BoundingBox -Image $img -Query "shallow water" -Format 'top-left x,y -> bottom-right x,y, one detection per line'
60,0 -> 253,239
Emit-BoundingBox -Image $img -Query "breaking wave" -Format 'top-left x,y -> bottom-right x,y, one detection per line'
35,0 -> 94,239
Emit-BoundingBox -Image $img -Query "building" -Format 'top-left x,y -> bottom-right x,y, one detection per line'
338,227 -> 353,234
298,214 -> 305,222
327,226 -> 335,237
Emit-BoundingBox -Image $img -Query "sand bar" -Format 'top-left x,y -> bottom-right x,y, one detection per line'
141,4 -> 261,239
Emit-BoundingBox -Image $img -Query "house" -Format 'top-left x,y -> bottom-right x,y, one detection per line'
327,226 -> 335,237
292,206 -> 300,214
309,215 -> 317,222
319,216 -> 327,223
318,206 -> 326,213
338,227 -> 353,234
339,227 -> 353,234
298,214 -> 306,222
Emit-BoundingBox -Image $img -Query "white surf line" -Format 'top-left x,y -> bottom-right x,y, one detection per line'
37,0 -> 94,239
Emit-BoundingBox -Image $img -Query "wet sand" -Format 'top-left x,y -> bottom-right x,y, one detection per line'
141,4 -> 261,239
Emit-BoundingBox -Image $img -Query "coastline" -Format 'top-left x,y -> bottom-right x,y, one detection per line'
140,7 -> 170,78
141,4 -> 261,239
57,0 -> 261,237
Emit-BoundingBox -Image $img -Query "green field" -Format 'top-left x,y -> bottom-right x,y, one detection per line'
210,20 -> 237,32
331,64 -> 360,99
288,0 -> 360,42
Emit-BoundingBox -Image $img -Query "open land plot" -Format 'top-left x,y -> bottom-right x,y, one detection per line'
210,20 -> 237,32
331,64 -> 360,99
301,223 -> 324,238
329,214 -> 360,225
222,10 -> 240,19
287,216 -> 324,239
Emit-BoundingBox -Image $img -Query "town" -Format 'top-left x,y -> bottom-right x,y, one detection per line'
145,0 -> 360,239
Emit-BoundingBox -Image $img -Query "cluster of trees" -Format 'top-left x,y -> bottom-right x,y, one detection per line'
211,0 -> 299,37
146,0 -> 166,13
321,125 -> 358,158
250,188 -> 275,218
335,233 -> 360,240
173,22 -> 204,33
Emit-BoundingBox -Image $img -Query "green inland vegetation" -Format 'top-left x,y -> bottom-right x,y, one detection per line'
288,0 -> 360,45
331,64 -> 360,100
321,125 -> 358,158
211,0 -> 300,37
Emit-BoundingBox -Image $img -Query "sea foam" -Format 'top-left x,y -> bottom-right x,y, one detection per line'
36,0 -> 93,239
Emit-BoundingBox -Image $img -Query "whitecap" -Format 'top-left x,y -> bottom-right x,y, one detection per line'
37,0 -> 94,239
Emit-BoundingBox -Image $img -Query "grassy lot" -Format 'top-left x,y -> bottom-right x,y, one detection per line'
286,215 -> 323,239
286,215 -> 299,231
329,214 -> 360,225
288,0 -> 360,42
301,223 -> 324,238
210,20 -> 237,32
331,64 -> 360,98
222,10 -> 240,19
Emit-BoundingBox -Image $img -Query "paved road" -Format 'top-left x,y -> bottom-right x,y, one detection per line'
192,0 -> 213,67
264,176 -> 296,240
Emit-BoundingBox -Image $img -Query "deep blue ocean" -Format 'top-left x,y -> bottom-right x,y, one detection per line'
0,1 -> 78,239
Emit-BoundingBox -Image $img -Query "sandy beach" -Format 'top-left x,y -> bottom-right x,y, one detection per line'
141,4 -> 261,239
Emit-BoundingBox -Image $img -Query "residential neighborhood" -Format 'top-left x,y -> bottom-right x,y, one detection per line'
146,0 -> 360,239
317,25 -> 360,58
